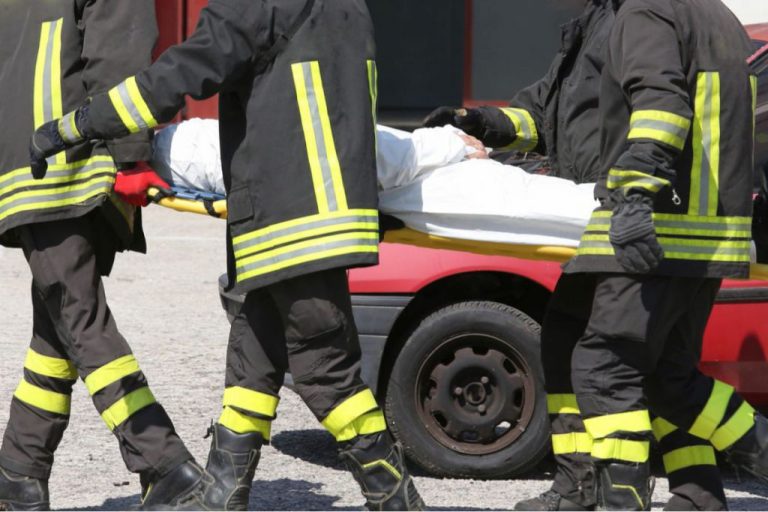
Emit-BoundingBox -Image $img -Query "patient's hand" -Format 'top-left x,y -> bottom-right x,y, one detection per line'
459,133 -> 489,160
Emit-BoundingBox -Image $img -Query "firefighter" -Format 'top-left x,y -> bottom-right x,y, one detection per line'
522,0 -> 767,510
0,1 -> 211,510
28,0 -> 425,510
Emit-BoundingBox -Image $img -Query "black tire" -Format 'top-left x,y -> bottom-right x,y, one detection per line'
384,301 -> 549,479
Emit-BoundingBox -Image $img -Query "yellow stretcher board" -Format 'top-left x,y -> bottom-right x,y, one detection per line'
148,188 -> 768,281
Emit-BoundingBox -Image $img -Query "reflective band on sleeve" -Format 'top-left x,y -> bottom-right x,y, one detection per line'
689,72 -> 722,217
547,394 -> 580,415
592,438 -> 650,463
628,110 -> 691,151
222,386 -> 279,419
24,349 -> 77,380
33,18 -> 66,165
689,380 -> 733,441
322,389 -> 380,439
710,401 -> 755,451
606,169 -> 671,194
335,409 -> 388,442
85,354 -> 141,395
100,387 -> 156,431
108,76 -> 158,134
291,61 -> 348,213
552,432 -> 593,455
219,406 -> 272,440
500,108 -> 539,152
651,417 -> 678,441
58,111 -> 83,145
584,410 -> 652,439
14,379 -> 70,415
663,445 -> 717,474
362,459 -> 402,481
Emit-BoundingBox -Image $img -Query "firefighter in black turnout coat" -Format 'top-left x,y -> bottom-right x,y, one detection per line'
29,0 -> 424,509
0,1 -> 211,509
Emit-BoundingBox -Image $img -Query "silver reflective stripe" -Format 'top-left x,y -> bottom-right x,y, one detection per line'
630,119 -> 689,143
698,73 -> 715,216
298,62 -> 339,211
0,178 -> 113,220
236,236 -> 379,277
504,109 -> 532,141
0,160 -> 114,198
233,212 -> 379,256
58,112 -> 81,144
42,19 -> 61,165
116,82 -> 151,131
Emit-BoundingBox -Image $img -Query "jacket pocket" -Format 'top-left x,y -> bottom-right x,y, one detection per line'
227,186 -> 254,225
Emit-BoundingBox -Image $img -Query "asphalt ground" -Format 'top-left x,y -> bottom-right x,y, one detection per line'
1,207 -> 767,510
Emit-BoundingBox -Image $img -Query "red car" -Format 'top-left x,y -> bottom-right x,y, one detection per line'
219,26 -> 768,480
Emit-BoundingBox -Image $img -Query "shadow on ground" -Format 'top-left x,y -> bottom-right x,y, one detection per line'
248,478 -> 350,510
67,494 -> 140,511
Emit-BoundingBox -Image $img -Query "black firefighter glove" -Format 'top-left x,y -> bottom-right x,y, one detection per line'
30,106 -> 91,179
753,192 -> 768,264
609,193 -> 664,274
423,106 -> 516,148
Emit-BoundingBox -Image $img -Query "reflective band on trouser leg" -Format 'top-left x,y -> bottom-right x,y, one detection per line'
606,169 -> 671,195
14,379 -> 70,415
84,354 -> 141,395
689,72 -> 721,217
552,432 -> 593,455
291,61 -> 348,213
547,393 -> 580,415
689,380 -> 733,441
583,410 -> 652,439
100,387 -> 156,431
652,417 -> 678,441
34,18 -> 66,165
322,389 -> 385,441
627,110 -> 692,151
592,438 -> 650,463
108,76 -> 158,134
710,401 -> 756,451
24,349 -> 77,380
222,386 -> 279,419
219,406 -> 272,440
663,445 -> 717,474
499,108 -> 539,151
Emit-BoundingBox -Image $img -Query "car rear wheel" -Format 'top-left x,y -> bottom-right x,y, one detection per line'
384,301 -> 549,479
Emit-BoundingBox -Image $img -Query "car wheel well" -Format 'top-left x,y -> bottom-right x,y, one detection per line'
375,271 -> 551,396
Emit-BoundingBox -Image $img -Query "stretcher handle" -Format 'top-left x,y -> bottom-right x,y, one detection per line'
147,187 -> 228,219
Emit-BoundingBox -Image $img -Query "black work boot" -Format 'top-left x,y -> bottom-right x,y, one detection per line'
723,412 -> 768,485
596,462 -> 654,511
0,468 -> 49,511
203,423 -> 264,510
339,432 -> 425,511
514,489 -> 594,511
140,460 -> 212,511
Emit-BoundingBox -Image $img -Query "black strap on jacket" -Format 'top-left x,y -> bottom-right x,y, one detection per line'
253,0 -> 316,75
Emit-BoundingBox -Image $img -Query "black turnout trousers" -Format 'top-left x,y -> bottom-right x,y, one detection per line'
0,215 -> 190,480
541,273 -> 744,510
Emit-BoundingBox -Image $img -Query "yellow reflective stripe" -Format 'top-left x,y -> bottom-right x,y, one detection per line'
652,417 -> 678,441
84,355 -> 141,395
24,349 -> 77,380
33,22 -> 50,129
237,231 -> 378,269
547,394 -> 580,415
606,169 -> 671,194
584,410 -> 652,439
628,110 -> 691,151
322,390 -> 379,438
576,234 -> 751,262
0,176 -> 115,223
50,19 -> 64,164
711,401 -> 755,451
222,386 -> 279,418
0,156 -> 114,186
751,76 -> 758,146
14,379 -> 70,415
707,73 -> 721,217
500,108 -> 539,151
1,166 -> 115,198
125,77 -> 157,128
367,60 -> 378,149
100,387 -> 156,431
689,380 -> 734,440
663,445 -> 717,473
109,87 -> 140,133
335,410 -> 388,442
552,432 -> 593,454
592,438 -> 650,463
219,406 -> 272,440
689,72 -> 722,217
362,459 -> 402,481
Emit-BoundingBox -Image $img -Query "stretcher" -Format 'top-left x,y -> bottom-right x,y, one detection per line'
147,187 -> 768,281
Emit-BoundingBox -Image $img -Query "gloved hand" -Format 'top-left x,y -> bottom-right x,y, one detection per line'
29,121 -> 68,179
754,192 -> 768,263
609,193 -> 664,273
423,106 -> 515,147
114,164 -> 173,207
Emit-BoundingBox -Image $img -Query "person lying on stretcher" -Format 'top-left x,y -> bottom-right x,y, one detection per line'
138,120 -> 599,248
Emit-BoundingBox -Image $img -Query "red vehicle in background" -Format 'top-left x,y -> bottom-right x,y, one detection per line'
154,1 -> 768,480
